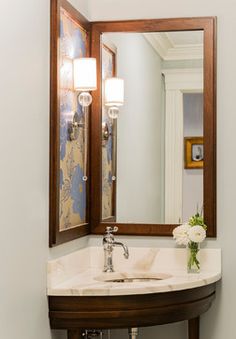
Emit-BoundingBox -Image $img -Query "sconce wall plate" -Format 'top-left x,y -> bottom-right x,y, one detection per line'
68,112 -> 84,141
102,121 -> 111,146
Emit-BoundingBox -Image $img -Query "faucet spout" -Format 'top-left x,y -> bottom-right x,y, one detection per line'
113,241 -> 129,259
103,226 -> 129,272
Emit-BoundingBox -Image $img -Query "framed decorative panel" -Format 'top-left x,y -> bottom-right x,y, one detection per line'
101,42 -> 117,221
50,0 -> 91,246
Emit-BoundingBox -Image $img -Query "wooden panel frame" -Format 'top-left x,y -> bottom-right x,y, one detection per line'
49,0 -> 91,246
90,17 -> 217,237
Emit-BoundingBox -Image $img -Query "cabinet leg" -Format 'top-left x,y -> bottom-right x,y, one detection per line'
188,317 -> 199,339
68,329 -> 83,339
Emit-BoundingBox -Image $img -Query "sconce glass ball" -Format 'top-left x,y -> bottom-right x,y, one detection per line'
108,106 -> 119,119
78,92 -> 92,107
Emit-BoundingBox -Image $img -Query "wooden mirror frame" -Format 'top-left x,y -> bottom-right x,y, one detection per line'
90,17 -> 217,237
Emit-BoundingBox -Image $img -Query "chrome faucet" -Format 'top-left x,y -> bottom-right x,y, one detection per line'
103,226 -> 129,273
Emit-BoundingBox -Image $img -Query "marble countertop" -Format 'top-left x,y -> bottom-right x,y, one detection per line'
47,247 -> 221,296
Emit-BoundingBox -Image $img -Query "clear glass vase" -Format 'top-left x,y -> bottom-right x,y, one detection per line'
187,242 -> 200,273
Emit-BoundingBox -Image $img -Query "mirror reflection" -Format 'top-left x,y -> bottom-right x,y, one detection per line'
101,31 -> 204,224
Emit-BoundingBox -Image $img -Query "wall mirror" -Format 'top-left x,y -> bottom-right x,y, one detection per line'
90,18 -> 216,237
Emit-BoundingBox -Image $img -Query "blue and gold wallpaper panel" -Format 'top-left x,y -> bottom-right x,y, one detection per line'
59,8 -> 88,231
102,44 -> 116,220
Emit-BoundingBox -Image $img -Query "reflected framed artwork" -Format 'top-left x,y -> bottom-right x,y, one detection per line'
185,137 -> 204,169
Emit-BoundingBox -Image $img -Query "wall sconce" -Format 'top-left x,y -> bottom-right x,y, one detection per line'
105,77 -> 124,119
68,57 -> 97,141
68,57 -> 97,181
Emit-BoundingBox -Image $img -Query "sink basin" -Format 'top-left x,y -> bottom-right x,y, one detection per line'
94,272 -> 172,283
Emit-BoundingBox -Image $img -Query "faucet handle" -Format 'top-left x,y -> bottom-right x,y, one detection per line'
105,226 -> 118,234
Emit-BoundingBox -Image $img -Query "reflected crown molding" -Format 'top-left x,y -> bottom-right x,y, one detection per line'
143,33 -> 203,61
162,68 -> 203,91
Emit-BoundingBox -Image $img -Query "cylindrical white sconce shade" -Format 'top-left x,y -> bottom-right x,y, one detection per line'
105,77 -> 124,107
73,58 -> 97,91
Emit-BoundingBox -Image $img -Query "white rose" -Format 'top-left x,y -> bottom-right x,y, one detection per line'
188,225 -> 206,243
173,224 -> 191,246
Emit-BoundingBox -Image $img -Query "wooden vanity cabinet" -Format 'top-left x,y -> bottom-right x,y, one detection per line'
48,283 -> 216,339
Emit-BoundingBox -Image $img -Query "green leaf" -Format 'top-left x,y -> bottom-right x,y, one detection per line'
188,213 -> 207,230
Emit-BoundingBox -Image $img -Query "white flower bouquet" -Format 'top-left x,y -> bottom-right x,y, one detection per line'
173,212 -> 207,273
